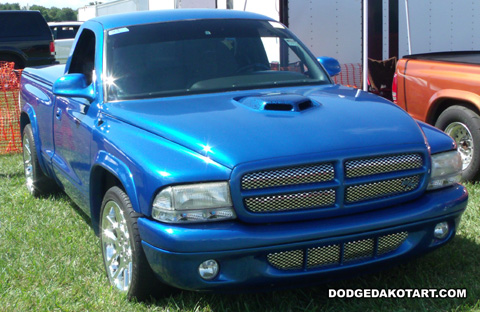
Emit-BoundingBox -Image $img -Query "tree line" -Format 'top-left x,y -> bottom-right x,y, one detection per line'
0,3 -> 77,21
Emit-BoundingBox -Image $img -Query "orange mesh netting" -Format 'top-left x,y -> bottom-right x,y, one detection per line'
333,63 -> 362,89
0,61 -> 22,154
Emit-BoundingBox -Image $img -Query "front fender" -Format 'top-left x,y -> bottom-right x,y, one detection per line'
416,120 -> 456,154
90,114 -> 233,224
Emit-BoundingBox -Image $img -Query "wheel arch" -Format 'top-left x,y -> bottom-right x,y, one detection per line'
20,104 -> 39,141
19,107 -> 51,176
90,151 -> 140,235
0,50 -> 27,68
427,91 -> 480,125
20,112 -> 30,139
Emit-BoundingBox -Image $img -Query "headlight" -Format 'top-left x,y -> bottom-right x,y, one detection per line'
427,150 -> 462,190
152,182 -> 236,223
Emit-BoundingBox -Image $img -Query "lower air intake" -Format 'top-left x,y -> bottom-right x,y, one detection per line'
267,249 -> 304,270
267,231 -> 408,270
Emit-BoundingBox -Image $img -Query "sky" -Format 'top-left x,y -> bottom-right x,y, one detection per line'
5,0 -> 111,9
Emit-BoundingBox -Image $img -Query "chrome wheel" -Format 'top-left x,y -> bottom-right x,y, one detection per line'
101,200 -> 133,292
445,122 -> 473,170
22,133 -> 34,194
100,186 -> 166,300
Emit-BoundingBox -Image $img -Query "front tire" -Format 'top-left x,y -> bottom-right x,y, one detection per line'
100,186 -> 164,300
435,105 -> 480,181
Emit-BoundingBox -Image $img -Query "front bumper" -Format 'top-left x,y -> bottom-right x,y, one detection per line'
138,184 -> 467,291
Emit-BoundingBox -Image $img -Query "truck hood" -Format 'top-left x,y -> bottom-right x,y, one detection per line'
105,85 -> 428,168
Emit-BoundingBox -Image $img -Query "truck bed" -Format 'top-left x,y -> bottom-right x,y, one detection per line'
404,51 -> 480,65
23,64 -> 65,86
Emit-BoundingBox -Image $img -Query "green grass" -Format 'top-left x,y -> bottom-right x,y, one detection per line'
0,153 -> 479,311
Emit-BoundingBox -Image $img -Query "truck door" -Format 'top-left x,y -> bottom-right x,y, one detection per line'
52,29 -> 97,212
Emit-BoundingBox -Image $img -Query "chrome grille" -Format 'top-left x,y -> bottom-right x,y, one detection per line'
344,238 -> 375,262
345,154 -> 423,178
267,232 -> 408,271
345,175 -> 420,204
240,152 -> 425,215
307,244 -> 340,267
267,249 -> 304,270
244,189 -> 335,213
378,231 -> 408,255
241,163 -> 334,190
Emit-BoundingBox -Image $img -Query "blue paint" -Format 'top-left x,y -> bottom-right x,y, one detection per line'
19,9 -> 468,293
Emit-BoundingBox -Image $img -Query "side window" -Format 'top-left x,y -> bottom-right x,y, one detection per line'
69,29 -> 95,85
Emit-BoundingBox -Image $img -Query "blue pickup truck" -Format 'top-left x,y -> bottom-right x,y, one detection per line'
19,10 -> 467,300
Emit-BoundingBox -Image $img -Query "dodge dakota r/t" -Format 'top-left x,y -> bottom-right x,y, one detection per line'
20,10 -> 467,300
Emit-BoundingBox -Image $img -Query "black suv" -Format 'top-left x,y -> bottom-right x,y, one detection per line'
0,11 -> 56,68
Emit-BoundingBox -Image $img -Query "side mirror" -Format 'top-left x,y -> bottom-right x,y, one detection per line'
53,74 -> 95,102
317,56 -> 341,77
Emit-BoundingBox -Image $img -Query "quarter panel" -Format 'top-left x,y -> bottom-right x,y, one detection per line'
402,59 -> 480,121
19,74 -> 56,174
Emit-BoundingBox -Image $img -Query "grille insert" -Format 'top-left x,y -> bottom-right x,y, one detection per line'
345,154 -> 423,178
241,163 -> 334,190
345,175 -> 420,204
244,189 -> 335,213
344,238 -> 375,262
267,232 -> 408,270
307,244 -> 341,267
267,249 -> 304,270
378,231 -> 408,255
240,153 -> 425,215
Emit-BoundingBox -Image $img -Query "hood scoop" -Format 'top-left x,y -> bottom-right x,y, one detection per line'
236,94 -> 316,112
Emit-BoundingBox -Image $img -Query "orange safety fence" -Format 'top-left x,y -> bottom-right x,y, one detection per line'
333,63 -> 363,89
0,61 -> 22,154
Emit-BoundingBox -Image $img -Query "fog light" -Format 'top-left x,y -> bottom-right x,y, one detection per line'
434,222 -> 449,239
198,259 -> 219,280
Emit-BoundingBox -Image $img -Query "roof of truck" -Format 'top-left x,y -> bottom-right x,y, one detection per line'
90,9 -> 275,30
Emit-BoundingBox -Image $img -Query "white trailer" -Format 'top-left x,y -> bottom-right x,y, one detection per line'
78,0 -> 480,89
79,0 -> 480,60
399,0 -> 480,56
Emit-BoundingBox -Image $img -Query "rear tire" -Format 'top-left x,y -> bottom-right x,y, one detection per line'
435,105 -> 480,181
100,186 -> 167,301
22,124 -> 58,196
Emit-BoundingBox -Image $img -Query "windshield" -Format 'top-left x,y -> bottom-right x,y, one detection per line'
105,19 -> 330,101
